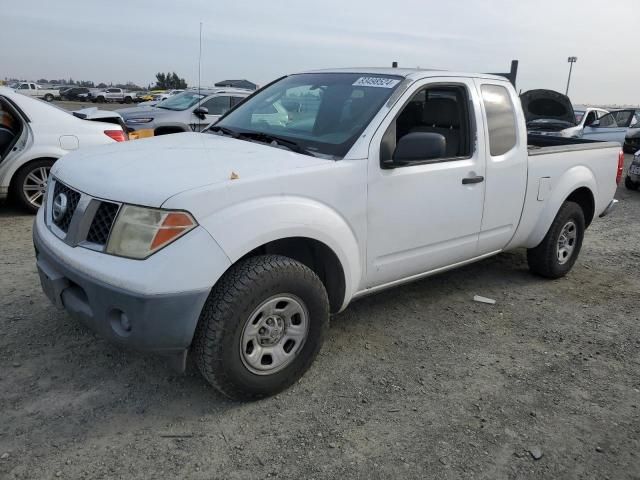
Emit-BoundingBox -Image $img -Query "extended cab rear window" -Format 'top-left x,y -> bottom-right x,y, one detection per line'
481,84 -> 517,156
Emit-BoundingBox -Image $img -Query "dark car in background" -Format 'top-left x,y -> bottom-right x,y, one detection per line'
60,87 -> 91,101
624,125 -> 640,154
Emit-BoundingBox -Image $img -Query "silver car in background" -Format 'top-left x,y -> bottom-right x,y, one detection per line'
117,88 -> 251,135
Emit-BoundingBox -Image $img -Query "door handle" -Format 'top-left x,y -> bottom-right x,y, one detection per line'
462,175 -> 484,185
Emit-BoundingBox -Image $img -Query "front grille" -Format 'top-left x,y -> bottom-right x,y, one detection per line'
86,201 -> 119,246
52,181 -> 81,232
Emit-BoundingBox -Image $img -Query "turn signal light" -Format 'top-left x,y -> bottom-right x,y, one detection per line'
150,213 -> 197,250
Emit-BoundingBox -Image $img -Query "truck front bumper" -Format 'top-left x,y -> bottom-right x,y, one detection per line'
32,210 -> 230,367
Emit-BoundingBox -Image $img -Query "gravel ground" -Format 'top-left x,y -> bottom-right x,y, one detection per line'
1,157 -> 639,480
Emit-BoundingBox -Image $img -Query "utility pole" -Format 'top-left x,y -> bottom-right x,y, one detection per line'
566,56 -> 577,96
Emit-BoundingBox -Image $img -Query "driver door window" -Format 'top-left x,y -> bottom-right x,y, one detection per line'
381,86 -> 472,163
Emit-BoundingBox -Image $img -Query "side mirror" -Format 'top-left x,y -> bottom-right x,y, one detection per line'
194,106 -> 209,119
391,132 -> 447,165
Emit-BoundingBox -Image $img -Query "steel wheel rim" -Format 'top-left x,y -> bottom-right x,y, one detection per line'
557,221 -> 577,265
240,294 -> 309,376
22,165 -> 51,208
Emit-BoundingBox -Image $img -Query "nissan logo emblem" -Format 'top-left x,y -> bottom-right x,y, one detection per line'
52,192 -> 68,221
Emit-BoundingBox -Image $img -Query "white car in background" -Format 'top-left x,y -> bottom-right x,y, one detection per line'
0,87 -> 127,213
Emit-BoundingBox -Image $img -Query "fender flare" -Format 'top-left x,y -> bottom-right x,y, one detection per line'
525,165 -> 597,248
197,195 -> 363,309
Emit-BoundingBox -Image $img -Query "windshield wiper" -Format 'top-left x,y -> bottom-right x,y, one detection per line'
210,127 -> 318,157
210,125 -> 241,138
237,131 -> 315,156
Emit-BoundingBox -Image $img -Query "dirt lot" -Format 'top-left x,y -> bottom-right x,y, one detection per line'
1,158 -> 639,480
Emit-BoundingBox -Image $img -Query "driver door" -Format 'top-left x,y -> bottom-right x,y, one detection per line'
366,78 -> 487,288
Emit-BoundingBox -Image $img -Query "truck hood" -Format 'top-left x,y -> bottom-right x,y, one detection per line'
520,89 -> 576,126
51,133 -> 329,207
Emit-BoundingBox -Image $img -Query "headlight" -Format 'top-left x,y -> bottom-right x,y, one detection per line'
126,117 -> 154,124
106,205 -> 197,259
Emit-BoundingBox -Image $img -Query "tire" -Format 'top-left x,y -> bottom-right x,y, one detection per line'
12,159 -> 55,213
625,176 -> 638,190
527,201 -> 585,279
97,96 -> 105,103
193,255 -> 330,400
124,96 -> 133,104
44,94 -> 54,102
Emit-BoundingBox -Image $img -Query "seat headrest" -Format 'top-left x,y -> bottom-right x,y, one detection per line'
422,97 -> 460,128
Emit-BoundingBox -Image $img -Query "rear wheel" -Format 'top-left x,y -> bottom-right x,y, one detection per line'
193,255 -> 330,400
625,176 -> 638,190
96,96 -> 105,103
44,94 -> 54,102
124,96 -> 133,104
12,159 -> 54,213
527,201 -> 585,279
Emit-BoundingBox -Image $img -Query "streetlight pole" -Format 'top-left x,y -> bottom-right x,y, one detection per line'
566,56 -> 578,96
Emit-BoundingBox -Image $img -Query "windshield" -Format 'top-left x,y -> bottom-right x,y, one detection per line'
157,91 -> 205,111
212,72 -> 403,158
574,110 -> 585,123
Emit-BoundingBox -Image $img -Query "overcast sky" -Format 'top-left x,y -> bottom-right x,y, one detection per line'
2,0 -> 638,105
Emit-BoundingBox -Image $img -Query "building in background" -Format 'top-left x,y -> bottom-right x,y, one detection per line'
215,79 -> 258,90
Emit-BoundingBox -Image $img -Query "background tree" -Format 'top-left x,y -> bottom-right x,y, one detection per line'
154,72 -> 188,90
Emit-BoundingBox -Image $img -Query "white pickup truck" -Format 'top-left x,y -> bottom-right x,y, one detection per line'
13,82 -> 59,102
90,88 -> 135,104
34,68 -> 621,400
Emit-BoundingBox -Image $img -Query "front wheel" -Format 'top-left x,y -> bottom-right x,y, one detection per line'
193,255 -> 330,400
527,201 -> 585,279
12,159 -> 54,213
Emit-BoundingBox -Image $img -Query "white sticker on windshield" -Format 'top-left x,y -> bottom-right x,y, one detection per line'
352,77 -> 401,89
